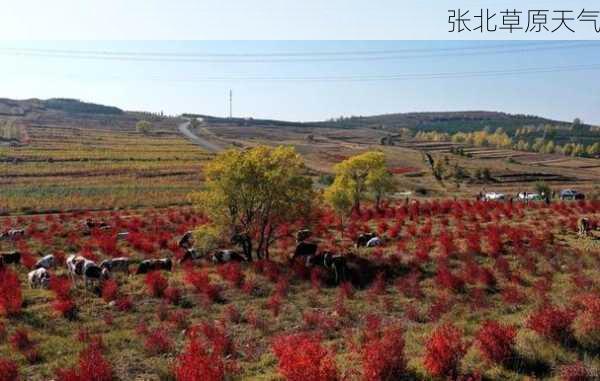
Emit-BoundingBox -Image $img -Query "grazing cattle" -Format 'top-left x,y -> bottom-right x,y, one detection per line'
578,217 -> 590,237
308,252 -> 348,285
231,232 -> 252,260
356,233 -> 377,248
178,231 -> 194,249
366,236 -> 383,248
0,251 -> 21,266
100,257 -> 130,273
116,232 -> 129,240
66,255 -> 86,281
293,242 -> 318,259
179,248 -> 200,263
84,218 -> 110,230
0,228 -> 25,241
83,261 -> 110,287
211,250 -> 248,263
28,268 -> 50,289
34,254 -> 56,269
296,229 -> 312,243
136,258 -> 173,274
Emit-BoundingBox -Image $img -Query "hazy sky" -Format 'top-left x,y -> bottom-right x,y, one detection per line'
1,40 -> 599,124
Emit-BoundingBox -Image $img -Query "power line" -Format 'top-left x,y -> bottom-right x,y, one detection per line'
121,62 -> 600,82
0,42 -> 597,63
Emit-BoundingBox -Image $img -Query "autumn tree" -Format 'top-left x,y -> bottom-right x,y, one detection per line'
191,145 -> 315,260
325,151 -> 395,214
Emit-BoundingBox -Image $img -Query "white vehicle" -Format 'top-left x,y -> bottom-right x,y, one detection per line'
517,192 -> 541,201
484,192 -> 506,201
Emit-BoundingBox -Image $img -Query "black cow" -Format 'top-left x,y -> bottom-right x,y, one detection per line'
231,232 -> 252,260
211,250 -> 249,263
0,251 -> 21,266
179,248 -> 200,263
356,233 -> 377,248
136,258 -> 173,274
293,242 -> 318,259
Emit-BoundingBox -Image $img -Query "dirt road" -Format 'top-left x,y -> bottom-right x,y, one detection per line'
177,120 -> 222,153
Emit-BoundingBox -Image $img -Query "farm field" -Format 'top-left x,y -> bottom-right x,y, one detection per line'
0,200 -> 599,380
1,124 -> 212,214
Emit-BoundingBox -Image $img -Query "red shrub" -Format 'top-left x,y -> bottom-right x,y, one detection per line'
145,271 -> 168,298
223,305 -> 241,324
173,334 -> 224,381
184,269 -> 221,302
52,298 -> 76,320
144,327 -> 174,355
50,276 -> 72,300
217,262 -> 245,288
9,329 -> 38,363
423,324 -> 467,378
164,286 -> 182,305
272,333 -> 338,381
475,321 -> 516,364
527,305 -> 575,341
435,266 -> 464,292
101,279 -> 119,303
55,342 -> 113,381
116,296 -> 134,311
361,325 -> 405,381
0,357 -> 19,381
0,268 -> 22,316
266,293 -> 283,317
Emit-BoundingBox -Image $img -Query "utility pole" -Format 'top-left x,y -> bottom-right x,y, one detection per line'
229,89 -> 232,119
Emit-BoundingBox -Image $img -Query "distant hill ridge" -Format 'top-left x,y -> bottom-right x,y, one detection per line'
0,98 -> 123,117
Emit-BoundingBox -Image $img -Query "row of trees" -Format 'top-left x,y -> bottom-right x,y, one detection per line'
192,147 -> 397,259
417,128 -> 600,158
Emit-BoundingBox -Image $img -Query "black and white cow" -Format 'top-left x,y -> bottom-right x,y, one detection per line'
293,242 -> 318,260
211,250 -> 248,263
28,268 -> 50,289
83,260 -> 110,287
307,251 -> 348,285
0,228 -> 25,241
230,232 -> 252,260
0,251 -> 21,266
296,229 -> 312,243
365,236 -> 383,248
34,254 -> 56,269
356,233 -> 377,248
178,231 -> 194,249
116,232 -> 129,240
136,258 -> 173,274
66,254 -> 87,281
100,257 -> 130,273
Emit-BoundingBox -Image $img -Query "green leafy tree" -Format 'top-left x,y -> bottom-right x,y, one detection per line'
190,145 -> 315,259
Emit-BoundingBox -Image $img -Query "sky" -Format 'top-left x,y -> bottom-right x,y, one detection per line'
1,40 -> 599,124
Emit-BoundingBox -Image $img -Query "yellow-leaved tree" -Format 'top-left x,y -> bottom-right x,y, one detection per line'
190,145 -> 315,260
324,151 -> 395,216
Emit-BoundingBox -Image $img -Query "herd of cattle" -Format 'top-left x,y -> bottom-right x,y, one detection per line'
0,218 -> 387,291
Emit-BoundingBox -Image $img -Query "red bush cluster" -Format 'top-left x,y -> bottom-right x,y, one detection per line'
50,275 -> 76,319
272,333 -> 338,381
527,305 -> 575,341
184,269 -> 221,303
423,324 -> 467,378
217,262 -> 245,288
361,325 -> 405,381
474,320 -> 516,364
101,279 -> 119,303
145,271 -> 168,298
0,357 -> 19,381
173,333 -> 225,381
0,268 -> 22,316
55,341 -> 113,381
144,326 -> 174,355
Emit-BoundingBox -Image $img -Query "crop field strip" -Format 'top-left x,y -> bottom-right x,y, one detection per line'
0,126 -> 211,214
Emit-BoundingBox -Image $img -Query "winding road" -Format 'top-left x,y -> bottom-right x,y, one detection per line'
177,120 -> 222,153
